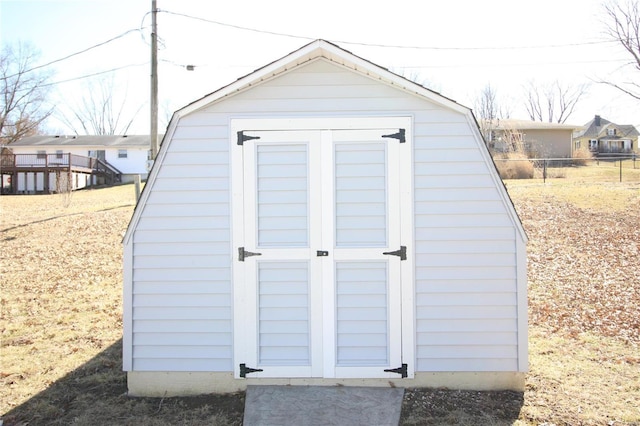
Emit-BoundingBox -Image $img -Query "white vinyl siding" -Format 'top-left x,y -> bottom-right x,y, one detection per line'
130,136 -> 231,371
127,57 -> 522,375
413,123 -> 519,371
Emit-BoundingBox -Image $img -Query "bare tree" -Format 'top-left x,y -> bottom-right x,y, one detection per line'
474,83 -> 513,143
59,76 -> 142,135
1,43 -> 53,145
474,84 -> 499,142
601,0 -> 640,100
524,80 -> 588,123
391,68 -> 443,93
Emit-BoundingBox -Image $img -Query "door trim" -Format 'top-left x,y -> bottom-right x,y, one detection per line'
231,117 -> 415,380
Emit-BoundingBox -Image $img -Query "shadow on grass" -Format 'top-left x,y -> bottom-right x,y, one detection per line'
2,339 -> 523,425
0,204 -> 135,233
1,339 -> 245,426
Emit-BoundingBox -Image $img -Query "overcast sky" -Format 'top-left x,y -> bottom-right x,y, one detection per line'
1,0 -> 638,134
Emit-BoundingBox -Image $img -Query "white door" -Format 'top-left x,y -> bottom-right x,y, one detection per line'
238,130 -> 323,378
233,120 -> 411,380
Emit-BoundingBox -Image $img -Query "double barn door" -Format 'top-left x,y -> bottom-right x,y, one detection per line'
232,118 -> 412,379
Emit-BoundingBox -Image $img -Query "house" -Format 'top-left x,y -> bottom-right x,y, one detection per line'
573,115 -> 639,155
122,40 -> 528,397
487,119 -> 579,158
6,135 -> 151,185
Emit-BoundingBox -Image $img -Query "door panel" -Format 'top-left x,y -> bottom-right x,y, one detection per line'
327,129 -> 403,378
258,261 -> 310,366
335,142 -> 387,247
336,261 -> 389,366
256,143 -> 309,247
241,131 -> 322,378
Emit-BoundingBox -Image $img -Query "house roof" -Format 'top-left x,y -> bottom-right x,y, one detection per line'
175,39 -> 469,118
492,119 -> 579,131
9,135 -> 152,148
574,116 -> 640,139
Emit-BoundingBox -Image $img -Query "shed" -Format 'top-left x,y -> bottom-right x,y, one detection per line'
122,40 -> 528,397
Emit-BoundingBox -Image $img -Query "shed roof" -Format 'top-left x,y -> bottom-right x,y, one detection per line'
174,39 -> 469,118
127,39 -> 527,245
10,135 -> 152,148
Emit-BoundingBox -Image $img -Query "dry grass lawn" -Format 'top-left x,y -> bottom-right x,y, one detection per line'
1,169 -> 639,425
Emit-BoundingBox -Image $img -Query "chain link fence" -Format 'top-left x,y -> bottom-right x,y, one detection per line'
493,154 -> 639,183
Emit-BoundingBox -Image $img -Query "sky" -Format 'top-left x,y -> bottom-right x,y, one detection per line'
1,0 -> 638,135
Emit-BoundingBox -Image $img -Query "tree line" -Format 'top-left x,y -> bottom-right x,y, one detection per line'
1,0 -> 638,146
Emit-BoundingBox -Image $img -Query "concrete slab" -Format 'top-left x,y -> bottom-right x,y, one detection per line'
243,385 -> 404,426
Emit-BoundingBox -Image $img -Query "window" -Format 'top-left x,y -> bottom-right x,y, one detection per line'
118,149 -> 128,158
56,150 -> 63,159
607,128 -> 616,136
37,150 -> 46,159
575,141 -> 581,149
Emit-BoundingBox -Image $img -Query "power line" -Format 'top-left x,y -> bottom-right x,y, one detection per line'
39,62 -> 148,88
3,28 -> 143,80
158,9 -> 614,51
400,58 -> 631,69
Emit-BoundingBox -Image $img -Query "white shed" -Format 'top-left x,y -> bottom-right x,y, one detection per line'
122,40 -> 528,397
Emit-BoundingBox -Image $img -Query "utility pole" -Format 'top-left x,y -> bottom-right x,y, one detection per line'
150,0 -> 159,159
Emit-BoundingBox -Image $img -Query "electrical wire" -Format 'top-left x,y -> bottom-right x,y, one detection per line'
38,62 -> 148,88
158,9 -> 614,51
3,28 -> 142,80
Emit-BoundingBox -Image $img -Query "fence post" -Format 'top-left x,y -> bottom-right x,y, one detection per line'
543,159 -> 547,184
134,174 -> 141,202
620,158 -> 622,183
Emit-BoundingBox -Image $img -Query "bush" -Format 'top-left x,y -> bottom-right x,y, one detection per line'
572,147 -> 593,166
494,152 -> 534,179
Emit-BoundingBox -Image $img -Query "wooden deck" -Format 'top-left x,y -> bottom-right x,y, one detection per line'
0,153 -> 121,194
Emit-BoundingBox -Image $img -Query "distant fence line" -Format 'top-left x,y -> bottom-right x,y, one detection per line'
493,154 -> 638,183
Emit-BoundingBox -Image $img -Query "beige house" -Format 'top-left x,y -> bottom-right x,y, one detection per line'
573,115 -> 639,155
487,119 -> 579,158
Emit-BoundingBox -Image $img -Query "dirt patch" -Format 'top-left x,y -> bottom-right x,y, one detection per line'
400,388 -> 524,425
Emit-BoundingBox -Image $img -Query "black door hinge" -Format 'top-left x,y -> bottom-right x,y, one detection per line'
238,247 -> 262,261
383,245 -> 407,260
382,128 -> 406,143
384,363 -> 407,378
239,363 -> 263,378
237,131 -> 260,145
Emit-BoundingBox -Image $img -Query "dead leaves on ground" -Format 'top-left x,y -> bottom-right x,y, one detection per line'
513,190 -> 639,345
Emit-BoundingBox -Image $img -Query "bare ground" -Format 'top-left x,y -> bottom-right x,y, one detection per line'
1,181 -> 639,425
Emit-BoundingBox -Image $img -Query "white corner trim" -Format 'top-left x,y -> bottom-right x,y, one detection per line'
516,239 -> 529,372
122,241 -> 133,371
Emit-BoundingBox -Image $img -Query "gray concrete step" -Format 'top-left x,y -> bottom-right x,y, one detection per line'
243,385 -> 404,426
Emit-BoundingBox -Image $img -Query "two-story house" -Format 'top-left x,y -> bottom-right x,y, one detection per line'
573,115 -> 639,155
